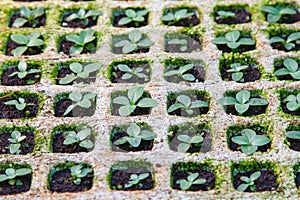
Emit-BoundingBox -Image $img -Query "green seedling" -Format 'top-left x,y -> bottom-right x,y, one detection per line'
7,130 -> 27,154
66,8 -> 102,26
10,32 -> 44,56
261,5 -> 297,23
167,95 -> 208,116
59,62 -> 101,84
162,9 -> 194,24
63,128 -> 94,149
176,173 -> 206,190
177,134 -> 204,152
274,58 -> 300,79
63,92 -> 96,116
70,164 -> 93,185
12,7 -> 45,28
0,167 -> 31,186
9,60 -> 41,79
218,90 -> 268,115
113,123 -> 156,148
217,10 -> 236,19
237,171 -> 261,191
167,39 -> 188,52
231,128 -> 270,155
65,29 -> 96,55
118,9 -> 148,26
226,63 -> 248,82
112,86 -> 157,116
283,92 -> 300,111
124,173 -> 149,188
114,30 -> 154,54
270,32 -> 300,51
117,64 -> 148,80
4,97 -> 34,111
164,64 -> 195,82
286,130 -> 300,139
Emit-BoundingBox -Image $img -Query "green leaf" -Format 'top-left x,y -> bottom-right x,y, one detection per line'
261,6 -> 279,15
63,137 -> 78,145
118,17 -> 132,25
113,96 -> 129,105
84,63 -> 101,73
113,137 -> 128,145
235,104 -> 249,114
269,36 -> 284,44
66,34 -> 83,45
127,123 -> 140,137
9,143 -> 21,154
129,30 -> 142,43
12,18 -> 28,28
167,103 -> 185,113
162,13 -> 174,21
250,171 -> 261,181
239,38 -> 255,45
12,46 -> 28,56
286,131 -> 300,139
137,39 -> 153,47
117,64 -> 132,73
232,136 -> 249,145
177,180 -> 192,190
114,40 -> 130,47
63,104 -> 75,116
274,68 -> 291,76
190,100 -> 208,108
218,96 -> 238,105
85,10 -> 102,18
177,95 -> 191,107
66,13 -> 79,22
82,29 -> 95,44
236,90 -> 250,104
227,41 -> 240,49
248,98 -> 268,106
191,135 -> 203,143
182,74 -> 195,81
164,70 -> 179,77
122,73 -> 133,80
119,105 -> 136,116
287,32 -> 300,43
137,98 -> 157,107
211,37 -> 227,44
193,178 -> 206,184
139,130 -> 156,140
177,143 -> 190,153
127,137 -> 141,147
128,86 -> 144,103
267,14 -> 281,23
285,43 -> 295,50
232,72 -> 243,82
252,135 -> 270,146
80,140 -> 94,149
237,183 -> 249,192
70,45 -> 84,55
77,128 -> 91,140
187,173 -> 199,182
138,173 -> 149,180
291,71 -> 300,80
241,145 -> 258,155
125,9 -> 136,18
179,64 -> 194,74
11,34 -> 29,45
279,8 -> 297,15
28,38 -> 44,47
122,43 -> 138,54
177,135 -> 191,143
225,31 -> 240,42
59,74 -> 77,84
0,174 -> 8,182
70,62 -> 83,73
77,98 -> 91,108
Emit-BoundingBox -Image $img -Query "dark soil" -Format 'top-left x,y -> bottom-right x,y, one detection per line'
165,35 -> 201,53
111,63 -> 150,83
59,39 -> 97,55
163,12 -> 199,27
220,63 -> 260,82
61,13 -> 98,28
54,98 -> 96,117
271,35 -> 300,52
223,95 -> 267,116
0,171 -> 31,195
169,130 -> 211,153
287,138 -> 300,151
56,67 -> 97,85
50,168 -> 93,193
1,66 -> 41,86
9,13 -> 46,28
52,132 -> 94,153
295,172 -> 300,188
111,130 -> 154,152
165,65 -> 205,83
167,93 -> 209,117
264,11 -> 300,24
172,169 -> 216,191
0,131 -> 34,154
274,64 -> 297,80
229,130 -> 270,153
233,170 -> 278,192
110,168 -> 154,190
216,36 -> 255,53
0,96 -> 39,119
215,8 -> 251,24
6,39 -> 43,56
113,13 -> 148,28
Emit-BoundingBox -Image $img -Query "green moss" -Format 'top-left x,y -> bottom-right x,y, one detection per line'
47,161 -> 93,190
0,162 -> 32,171
107,59 -> 151,82
107,160 -> 154,190
293,163 -> 300,174
50,123 -> 96,152
170,160 -> 226,190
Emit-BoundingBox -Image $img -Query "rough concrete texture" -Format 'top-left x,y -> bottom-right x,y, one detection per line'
0,0 -> 299,199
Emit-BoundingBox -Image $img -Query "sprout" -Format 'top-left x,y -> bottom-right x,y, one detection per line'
10,32 -> 44,56
63,92 -> 96,116
162,9 -> 194,24
283,92 -> 300,111
167,39 -> 188,52
0,167 -> 31,186
12,7 -> 45,28
261,5 -> 297,23
237,171 -> 261,192
226,63 -> 249,82
217,10 -> 236,19
274,58 -> 300,80
164,64 -> 195,82
65,29 -> 96,55
66,8 -> 102,26
270,32 -> 300,51
9,60 -> 41,79
177,134 -> 204,152
7,130 -> 27,154
4,97 -> 34,111
176,173 -> 206,190
63,128 -> 94,149
70,164 -> 93,185
118,9 -> 148,26
124,173 -> 150,189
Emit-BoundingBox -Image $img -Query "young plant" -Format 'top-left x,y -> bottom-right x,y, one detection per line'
176,173 -> 206,190
231,128 -> 270,155
117,64 -> 148,80
66,8 -> 102,26
217,10 -> 236,19
162,9 -> 194,24
112,86 -> 158,116
286,130 -> 300,139
270,32 -> 300,51
65,29 -> 96,55
212,30 -> 255,51
113,123 -> 156,148
59,62 -> 101,84
0,167 -> 31,186
124,173 -> 149,188
167,95 -> 208,115
226,63 -> 249,82
4,97 -> 34,111
7,130 -> 27,154
167,39 -> 188,52
164,64 -> 195,82
261,5 -> 297,23
10,32 -> 44,56
12,7 -> 45,28
9,60 -> 41,79
114,30 -> 154,54
177,134 -> 203,152
237,171 -> 261,192
274,58 -> 300,79
70,164 -> 93,185
63,128 -> 94,149
118,9 -> 148,26
283,92 -> 300,111
63,92 -> 96,116
218,90 -> 268,115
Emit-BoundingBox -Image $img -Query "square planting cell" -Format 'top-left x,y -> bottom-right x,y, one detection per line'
112,7 -> 149,28
9,6 -> 46,28
273,57 -> 300,81
284,123 -> 300,151
214,4 -> 251,24
162,6 -> 200,27
269,29 -> 300,52
278,89 -> 300,116
164,32 -> 202,53
108,160 -> 155,190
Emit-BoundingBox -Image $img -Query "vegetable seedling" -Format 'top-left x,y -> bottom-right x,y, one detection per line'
274,58 -> 300,80
117,64 -> 148,81
4,97 -> 34,111
176,173 -> 206,190
63,92 -> 96,116
167,38 -> 188,52
63,128 -> 94,149
177,134 -> 204,152
12,7 -> 45,28
70,164 -> 93,185
226,63 -> 248,82
65,29 -> 96,55
9,60 -> 41,79
218,90 -> 268,115
261,5 -> 297,23
167,95 -> 208,116
216,10 -> 236,19
118,9 -> 148,26
7,130 -> 27,154
10,32 -> 44,56
164,64 -> 195,82
162,9 -> 194,24
231,128 -> 270,155
112,86 -> 157,116
113,123 -> 156,148
237,171 -> 261,192
66,8 -> 102,26
0,167 -> 31,186
283,92 -> 300,111
270,32 -> 300,51
286,130 -> 300,139
124,173 -> 150,189
59,62 -> 101,84
114,30 -> 154,54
